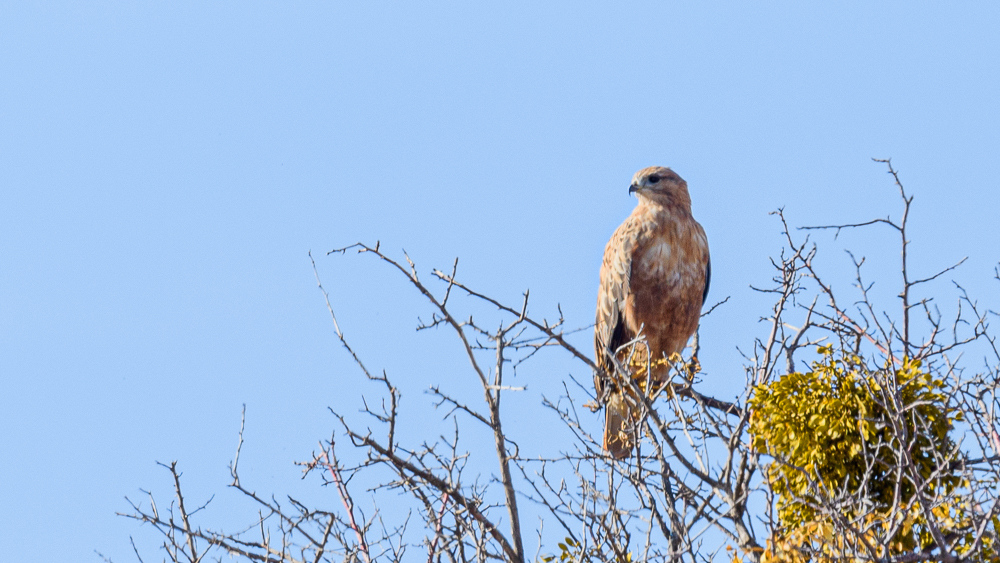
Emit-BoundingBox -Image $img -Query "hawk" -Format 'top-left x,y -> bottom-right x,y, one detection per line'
594,166 -> 711,458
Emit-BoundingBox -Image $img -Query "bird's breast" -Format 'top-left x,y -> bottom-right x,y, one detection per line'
639,239 -> 677,280
626,225 -> 708,357
637,234 -> 705,286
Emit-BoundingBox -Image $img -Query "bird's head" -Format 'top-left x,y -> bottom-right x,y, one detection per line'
628,166 -> 691,209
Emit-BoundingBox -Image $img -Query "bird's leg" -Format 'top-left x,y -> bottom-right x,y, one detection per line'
686,329 -> 702,381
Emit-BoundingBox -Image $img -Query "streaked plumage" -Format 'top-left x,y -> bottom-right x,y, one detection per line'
595,166 -> 711,458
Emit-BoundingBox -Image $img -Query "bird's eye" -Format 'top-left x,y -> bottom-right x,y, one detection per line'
648,175 -> 661,183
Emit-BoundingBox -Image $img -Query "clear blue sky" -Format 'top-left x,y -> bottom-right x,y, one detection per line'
3,3 -> 999,561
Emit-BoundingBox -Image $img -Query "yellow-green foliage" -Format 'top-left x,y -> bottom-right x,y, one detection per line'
539,536 -> 633,563
747,346 -> 996,560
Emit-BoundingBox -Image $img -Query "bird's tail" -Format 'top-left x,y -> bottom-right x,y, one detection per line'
603,392 -> 634,459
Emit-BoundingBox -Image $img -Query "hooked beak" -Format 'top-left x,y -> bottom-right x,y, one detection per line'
628,183 -> 640,194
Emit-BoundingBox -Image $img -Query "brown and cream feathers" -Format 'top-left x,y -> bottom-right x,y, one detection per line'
594,166 -> 710,458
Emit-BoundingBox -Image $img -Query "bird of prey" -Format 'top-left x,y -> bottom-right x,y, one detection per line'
594,166 -> 711,458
